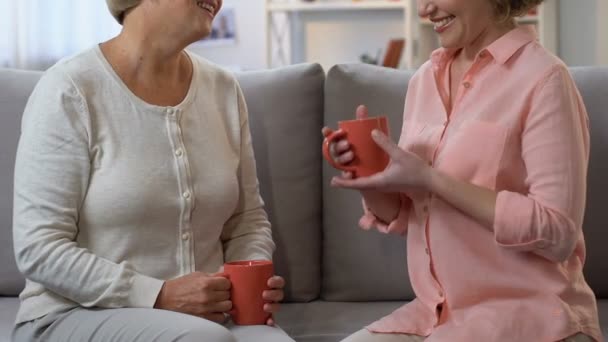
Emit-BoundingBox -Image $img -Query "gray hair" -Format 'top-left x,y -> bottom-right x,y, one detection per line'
106,0 -> 142,24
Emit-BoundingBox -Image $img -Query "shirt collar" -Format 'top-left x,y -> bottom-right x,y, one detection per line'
430,26 -> 537,68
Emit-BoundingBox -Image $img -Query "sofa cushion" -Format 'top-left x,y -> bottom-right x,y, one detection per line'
322,64 -> 416,301
0,297 -> 20,342
275,301 -> 405,342
570,67 -> 608,298
236,63 -> 325,302
0,69 -> 42,296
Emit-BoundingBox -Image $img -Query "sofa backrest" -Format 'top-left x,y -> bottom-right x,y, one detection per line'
0,69 -> 42,296
237,64 -> 325,302
570,67 -> 608,297
321,64 -> 608,301
322,64 -> 415,301
0,64 -> 325,302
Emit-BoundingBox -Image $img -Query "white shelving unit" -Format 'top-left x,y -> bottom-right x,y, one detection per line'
265,0 -> 415,69
265,0 -> 558,69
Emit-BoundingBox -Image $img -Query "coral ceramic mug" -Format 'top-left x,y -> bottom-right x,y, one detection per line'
223,260 -> 274,325
322,116 -> 390,178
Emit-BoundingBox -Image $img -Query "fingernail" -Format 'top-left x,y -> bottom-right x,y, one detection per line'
372,129 -> 380,138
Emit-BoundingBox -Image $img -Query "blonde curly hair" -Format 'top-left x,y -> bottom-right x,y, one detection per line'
492,0 -> 545,21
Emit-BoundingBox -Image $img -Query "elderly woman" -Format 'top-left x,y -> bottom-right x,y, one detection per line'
324,0 -> 602,341
11,0 -> 293,341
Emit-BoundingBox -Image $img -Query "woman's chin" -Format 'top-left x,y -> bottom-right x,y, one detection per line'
190,30 -> 212,43
438,37 -> 462,50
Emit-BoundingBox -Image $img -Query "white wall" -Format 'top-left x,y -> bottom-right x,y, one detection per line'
559,0 -> 597,66
187,0 -> 266,70
598,0 -> 608,65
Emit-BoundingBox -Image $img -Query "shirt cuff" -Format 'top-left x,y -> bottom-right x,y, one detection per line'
126,273 -> 165,308
360,195 -> 411,236
493,190 -> 549,251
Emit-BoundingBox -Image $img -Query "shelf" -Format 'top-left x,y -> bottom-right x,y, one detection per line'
267,0 -> 408,12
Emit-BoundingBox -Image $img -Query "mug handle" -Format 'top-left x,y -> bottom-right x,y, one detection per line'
322,129 -> 357,174
216,272 -> 237,317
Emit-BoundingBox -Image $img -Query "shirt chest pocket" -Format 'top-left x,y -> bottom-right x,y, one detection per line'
436,120 -> 508,189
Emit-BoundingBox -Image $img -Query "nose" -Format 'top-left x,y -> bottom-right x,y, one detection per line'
417,0 -> 435,17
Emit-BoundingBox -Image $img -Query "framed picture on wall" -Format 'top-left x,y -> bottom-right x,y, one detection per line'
195,6 -> 237,47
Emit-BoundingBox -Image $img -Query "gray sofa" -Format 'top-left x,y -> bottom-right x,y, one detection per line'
1,63 -> 607,342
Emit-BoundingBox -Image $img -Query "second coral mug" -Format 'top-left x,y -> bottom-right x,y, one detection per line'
224,260 -> 273,325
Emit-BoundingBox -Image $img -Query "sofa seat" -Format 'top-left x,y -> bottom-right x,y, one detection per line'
0,297 -> 19,342
277,301 -> 608,342
276,301 -> 405,342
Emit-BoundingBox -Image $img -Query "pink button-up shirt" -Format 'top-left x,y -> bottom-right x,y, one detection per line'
360,27 -> 602,342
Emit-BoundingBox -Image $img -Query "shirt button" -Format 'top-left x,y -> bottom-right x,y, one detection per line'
175,148 -> 183,157
183,191 -> 191,199
463,81 -> 471,89
423,205 -> 429,213
439,291 -> 444,298
181,232 -> 190,241
167,108 -> 176,116
425,248 -> 430,255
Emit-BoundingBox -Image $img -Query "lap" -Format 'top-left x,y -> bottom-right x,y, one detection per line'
13,308 -> 293,342
227,321 -> 294,342
341,329 -> 425,342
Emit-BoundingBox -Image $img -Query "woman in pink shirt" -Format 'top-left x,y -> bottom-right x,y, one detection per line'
323,0 -> 602,341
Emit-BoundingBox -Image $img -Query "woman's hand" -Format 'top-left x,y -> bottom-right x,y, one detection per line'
154,272 -> 232,324
262,276 -> 285,326
331,129 -> 433,193
322,105 -> 369,180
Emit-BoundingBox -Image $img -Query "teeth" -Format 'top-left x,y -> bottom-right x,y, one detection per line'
434,16 -> 455,30
196,1 -> 215,14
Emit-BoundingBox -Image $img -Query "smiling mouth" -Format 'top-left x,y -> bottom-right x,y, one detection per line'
196,1 -> 216,16
432,15 -> 455,31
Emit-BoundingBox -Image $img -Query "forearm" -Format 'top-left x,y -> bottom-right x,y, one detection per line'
14,227 -> 164,308
361,190 -> 402,224
427,169 -> 497,230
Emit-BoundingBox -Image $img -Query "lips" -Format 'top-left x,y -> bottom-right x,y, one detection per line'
196,0 -> 217,16
431,15 -> 455,32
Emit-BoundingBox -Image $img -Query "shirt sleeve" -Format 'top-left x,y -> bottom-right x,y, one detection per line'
493,65 -> 590,263
221,83 -> 276,262
360,195 -> 411,236
358,73 -> 421,236
12,69 -> 164,309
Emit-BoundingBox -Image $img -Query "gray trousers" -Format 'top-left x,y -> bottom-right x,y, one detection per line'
12,307 -> 294,342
